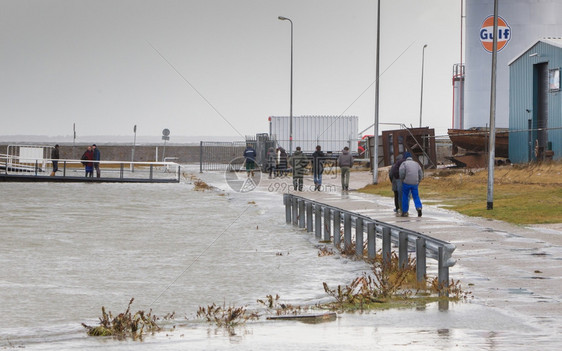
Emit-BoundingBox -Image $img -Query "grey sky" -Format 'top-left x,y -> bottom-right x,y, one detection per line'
1,0 -> 461,139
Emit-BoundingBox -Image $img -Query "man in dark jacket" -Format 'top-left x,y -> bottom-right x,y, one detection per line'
289,146 -> 308,191
92,144 -> 101,178
243,144 -> 257,177
50,144 -> 60,176
389,154 -> 406,212
312,145 -> 325,191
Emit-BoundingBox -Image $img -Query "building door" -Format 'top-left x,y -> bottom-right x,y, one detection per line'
533,63 -> 549,160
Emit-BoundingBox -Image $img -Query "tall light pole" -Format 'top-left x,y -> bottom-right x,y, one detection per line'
278,16 -> 293,155
419,44 -> 428,128
373,0 -> 380,184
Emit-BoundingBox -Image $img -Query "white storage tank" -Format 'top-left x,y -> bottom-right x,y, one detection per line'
464,0 -> 562,128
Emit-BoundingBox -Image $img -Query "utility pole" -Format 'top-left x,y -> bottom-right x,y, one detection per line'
487,0 -> 499,210
372,0 -> 381,184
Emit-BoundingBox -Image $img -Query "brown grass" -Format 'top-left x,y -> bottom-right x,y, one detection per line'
360,162 -> 562,225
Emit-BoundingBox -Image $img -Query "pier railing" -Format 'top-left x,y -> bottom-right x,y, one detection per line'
0,154 -> 181,183
284,194 -> 456,290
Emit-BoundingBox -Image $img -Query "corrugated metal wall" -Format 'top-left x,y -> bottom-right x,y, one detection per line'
269,116 -> 358,153
509,40 -> 562,163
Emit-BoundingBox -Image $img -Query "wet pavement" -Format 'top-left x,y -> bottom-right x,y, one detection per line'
253,170 -> 562,338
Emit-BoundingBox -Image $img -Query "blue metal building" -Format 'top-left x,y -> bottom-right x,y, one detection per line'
508,38 -> 562,163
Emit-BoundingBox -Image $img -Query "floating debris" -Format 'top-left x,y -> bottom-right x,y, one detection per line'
81,298 -> 166,340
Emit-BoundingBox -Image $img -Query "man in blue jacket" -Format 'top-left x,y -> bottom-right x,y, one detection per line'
399,152 -> 423,217
243,144 -> 257,177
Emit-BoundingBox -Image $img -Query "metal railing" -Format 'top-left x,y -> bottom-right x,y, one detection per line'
1,154 -> 181,183
284,194 -> 456,292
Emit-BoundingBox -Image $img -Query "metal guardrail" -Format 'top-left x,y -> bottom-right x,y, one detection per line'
1,154 -> 181,183
283,194 -> 456,290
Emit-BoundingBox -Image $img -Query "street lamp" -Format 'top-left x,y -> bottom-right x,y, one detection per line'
278,16 -> 293,155
419,44 -> 428,128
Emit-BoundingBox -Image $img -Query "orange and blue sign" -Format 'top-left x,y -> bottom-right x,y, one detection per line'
480,15 -> 511,53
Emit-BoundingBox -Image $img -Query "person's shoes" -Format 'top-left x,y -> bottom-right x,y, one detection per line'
401,212 -> 409,217
393,208 -> 398,213
417,208 -> 422,217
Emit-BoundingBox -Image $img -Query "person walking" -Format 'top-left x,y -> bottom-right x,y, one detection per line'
81,146 -> 94,177
289,146 -> 308,191
389,154 -> 406,212
92,144 -> 101,178
337,146 -> 353,191
243,143 -> 257,177
312,145 -> 325,191
399,152 -> 423,217
266,147 -> 276,179
50,144 -> 60,176
276,147 -> 288,177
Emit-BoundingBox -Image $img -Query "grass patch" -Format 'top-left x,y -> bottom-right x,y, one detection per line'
361,162 -> 562,225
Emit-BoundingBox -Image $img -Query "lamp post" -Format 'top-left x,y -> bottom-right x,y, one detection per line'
419,44 -> 428,128
373,0 -> 380,184
278,16 -> 293,155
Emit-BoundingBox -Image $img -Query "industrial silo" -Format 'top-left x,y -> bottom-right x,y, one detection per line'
463,0 -> 562,129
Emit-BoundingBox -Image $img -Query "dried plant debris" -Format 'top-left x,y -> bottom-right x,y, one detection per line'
318,246 -> 336,257
82,298 -> 170,340
257,294 -> 309,316
196,303 -> 259,328
322,252 -> 471,311
183,174 -> 214,191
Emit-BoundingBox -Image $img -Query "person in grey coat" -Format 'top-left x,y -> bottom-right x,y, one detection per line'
289,146 -> 308,191
399,152 -> 423,217
337,146 -> 353,191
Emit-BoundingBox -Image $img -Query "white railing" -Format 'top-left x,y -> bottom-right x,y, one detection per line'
0,154 -> 181,182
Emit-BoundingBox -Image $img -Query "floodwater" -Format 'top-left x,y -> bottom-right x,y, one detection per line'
0,168 -> 560,350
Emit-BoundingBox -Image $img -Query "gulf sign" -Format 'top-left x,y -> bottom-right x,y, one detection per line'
480,15 -> 511,53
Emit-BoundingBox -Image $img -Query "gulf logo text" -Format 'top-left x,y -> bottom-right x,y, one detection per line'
480,15 -> 511,52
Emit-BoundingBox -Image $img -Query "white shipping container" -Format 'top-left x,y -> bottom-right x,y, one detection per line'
269,115 -> 358,153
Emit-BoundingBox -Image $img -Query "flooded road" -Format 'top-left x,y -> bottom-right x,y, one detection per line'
0,168 -> 561,350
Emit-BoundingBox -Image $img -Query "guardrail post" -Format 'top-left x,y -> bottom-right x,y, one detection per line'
150,165 -> 153,180
333,210 -> 341,247
344,213 -> 352,252
382,227 -> 391,267
63,161 -> 67,177
367,222 -> 376,260
323,207 -> 331,242
355,217 -> 363,257
298,200 -> 305,229
35,160 -> 38,176
284,194 -> 291,224
120,163 -> 124,179
438,246 -> 450,296
315,204 -> 322,239
306,202 -> 313,232
399,231 -> 408,269
416,237 -> 426,282
292,196 -> 298,226
177,165 -> 181,182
